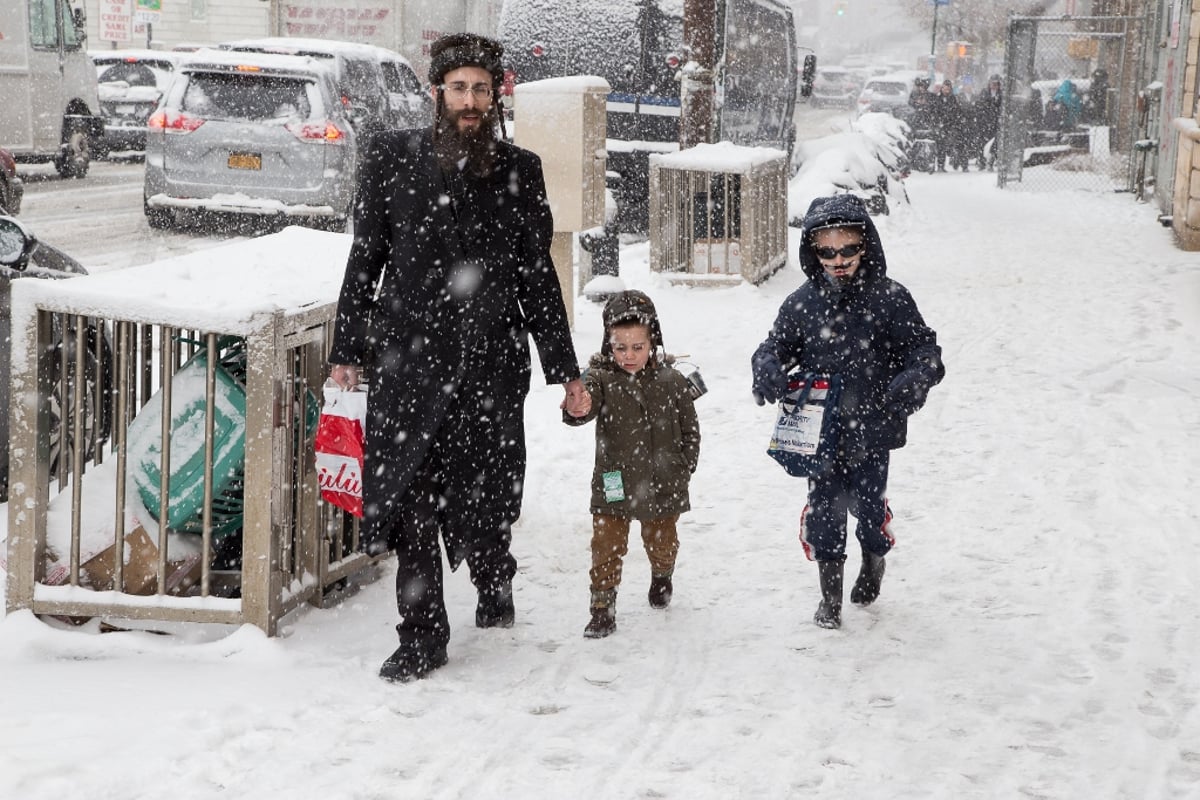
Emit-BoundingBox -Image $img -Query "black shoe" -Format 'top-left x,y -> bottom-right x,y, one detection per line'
813,558 -> 845,629
583,606 -> 616,639
648,574 -> 673,609
379,644 -> 448,683
476,582 -> 515,628
850,550 -> 886,606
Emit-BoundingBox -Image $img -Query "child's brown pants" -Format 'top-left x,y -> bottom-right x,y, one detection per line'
589,513 -> 679,594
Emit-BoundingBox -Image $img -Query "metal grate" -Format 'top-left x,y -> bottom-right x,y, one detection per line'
997,12 -> 1152,194
6,304 -> 379,635
649,147 -> 789,285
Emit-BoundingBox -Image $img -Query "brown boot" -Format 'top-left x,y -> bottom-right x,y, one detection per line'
584,590 -> 617,638
648,573 -> 673,609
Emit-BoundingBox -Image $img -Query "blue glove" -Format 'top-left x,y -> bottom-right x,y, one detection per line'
751,352 -> 790,405
884,369 -> 930,418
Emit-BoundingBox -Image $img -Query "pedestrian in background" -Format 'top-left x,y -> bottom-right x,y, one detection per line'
930,79 -> 967,171
973,74 -> 1004,170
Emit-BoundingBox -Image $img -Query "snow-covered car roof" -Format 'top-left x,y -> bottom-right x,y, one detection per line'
89,49 -> 183,65
177,48 -> 334,79
218,37 -> 415,68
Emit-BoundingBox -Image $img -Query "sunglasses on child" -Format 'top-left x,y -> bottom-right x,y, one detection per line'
812,242 -> 865,260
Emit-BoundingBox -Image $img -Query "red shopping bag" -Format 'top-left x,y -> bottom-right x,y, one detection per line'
314,381 -> 368,517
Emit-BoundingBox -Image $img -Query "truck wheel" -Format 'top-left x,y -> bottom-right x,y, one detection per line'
55,123 -> 91,179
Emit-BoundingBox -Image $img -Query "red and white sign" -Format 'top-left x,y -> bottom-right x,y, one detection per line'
99,0 -> 133,43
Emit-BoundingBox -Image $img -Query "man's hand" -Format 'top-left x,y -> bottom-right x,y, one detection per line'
329,364 -> 361,390
561,378 -> 591,418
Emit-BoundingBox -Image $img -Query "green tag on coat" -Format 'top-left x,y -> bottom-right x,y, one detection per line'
602,471 -> 625,502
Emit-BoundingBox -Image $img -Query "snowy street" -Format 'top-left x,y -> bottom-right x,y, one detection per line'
2,167 -> 1199,798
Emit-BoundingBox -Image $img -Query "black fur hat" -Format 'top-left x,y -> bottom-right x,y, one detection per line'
428,33 -> 505,87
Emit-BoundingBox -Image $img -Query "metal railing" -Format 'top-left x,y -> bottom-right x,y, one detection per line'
6,298 -> 379,635
649,145 -> 789,285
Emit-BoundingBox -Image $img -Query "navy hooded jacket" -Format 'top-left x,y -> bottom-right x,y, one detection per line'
752,194 -> 944,459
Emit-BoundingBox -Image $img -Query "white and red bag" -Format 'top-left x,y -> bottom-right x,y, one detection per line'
314,380 -> 368,517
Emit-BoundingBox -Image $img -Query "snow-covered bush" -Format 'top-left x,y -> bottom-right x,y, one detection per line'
788,111 -> 912,224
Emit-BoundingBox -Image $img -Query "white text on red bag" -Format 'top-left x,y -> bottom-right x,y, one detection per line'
314,381 -> 367,517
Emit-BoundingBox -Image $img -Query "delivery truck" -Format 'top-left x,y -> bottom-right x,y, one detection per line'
0,0 -> 104,177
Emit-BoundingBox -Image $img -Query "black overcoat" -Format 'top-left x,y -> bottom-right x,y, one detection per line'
329,128 -> 580,552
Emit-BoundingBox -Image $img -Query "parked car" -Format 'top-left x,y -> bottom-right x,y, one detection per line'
856,70 -> 941,117
143,49 -> 357,232
0,147 -> 23,215
90,50 -> 182,157
217,37 -> 431,148
809,66 -> 861,109
0,215 -> 112,501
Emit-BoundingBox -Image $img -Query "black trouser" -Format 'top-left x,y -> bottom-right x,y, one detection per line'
800,449 -> 893,562
390,380 -> 525,650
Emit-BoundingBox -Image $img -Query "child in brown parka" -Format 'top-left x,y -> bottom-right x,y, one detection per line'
564,291 -> 701,638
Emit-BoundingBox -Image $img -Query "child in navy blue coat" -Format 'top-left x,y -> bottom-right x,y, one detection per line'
751,194 -> 945,629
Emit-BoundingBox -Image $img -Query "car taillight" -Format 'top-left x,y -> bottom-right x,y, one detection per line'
287,120 -> 346,143
147,109 -> 206,133
530,42 -> 545,58
666,53 -> 682,69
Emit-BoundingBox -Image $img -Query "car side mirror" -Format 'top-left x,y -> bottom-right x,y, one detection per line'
0,216 -> 38,272
800,55 -> 817,98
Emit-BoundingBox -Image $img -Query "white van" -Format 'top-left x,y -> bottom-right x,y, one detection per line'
0,0 -> 104,177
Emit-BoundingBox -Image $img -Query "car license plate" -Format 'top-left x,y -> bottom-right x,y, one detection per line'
116,104 -> 136,115
228,152 -> 262,170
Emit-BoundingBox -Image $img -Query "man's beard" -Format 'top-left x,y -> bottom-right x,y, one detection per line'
435,104 -> 499,176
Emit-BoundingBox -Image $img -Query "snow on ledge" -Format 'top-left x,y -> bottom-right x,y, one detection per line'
515,75 -> 611,94
10,226 -> 351,334
650,141 -> 787,172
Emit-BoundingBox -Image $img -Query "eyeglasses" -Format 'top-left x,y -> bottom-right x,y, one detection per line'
441,82 -> 494,100
812,242 -> 864,260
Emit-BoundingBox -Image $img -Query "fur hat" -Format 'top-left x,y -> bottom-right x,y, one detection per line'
601,290 -> 664,356
428,33 -> 505,87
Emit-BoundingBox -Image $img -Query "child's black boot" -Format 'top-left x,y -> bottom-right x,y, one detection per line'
648,573 -> 673,609
850,549 -> 886,606
813,558 -> 845,629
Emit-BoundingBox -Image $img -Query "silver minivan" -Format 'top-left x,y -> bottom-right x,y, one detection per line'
218,38 -> 433,149
143,49 -> 357,231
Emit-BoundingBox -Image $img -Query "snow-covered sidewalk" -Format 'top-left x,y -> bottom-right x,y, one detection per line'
2,172 -> 1198,799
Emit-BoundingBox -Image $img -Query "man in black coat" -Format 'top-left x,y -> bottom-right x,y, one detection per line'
973,74 -> 1003,170
751,194 -> 944,630
930,79 -> 967,171
328,33 -> 590,681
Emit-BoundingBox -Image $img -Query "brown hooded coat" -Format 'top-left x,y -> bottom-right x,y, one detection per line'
565,352 -> 700,520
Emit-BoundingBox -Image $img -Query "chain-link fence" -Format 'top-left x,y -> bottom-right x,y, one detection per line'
997,13 -> 1151,193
